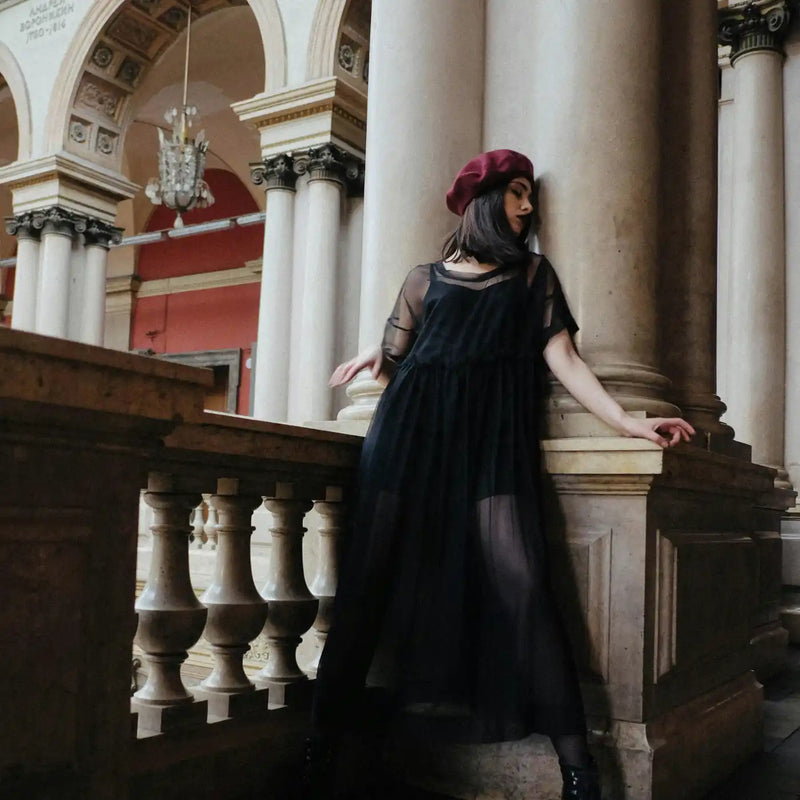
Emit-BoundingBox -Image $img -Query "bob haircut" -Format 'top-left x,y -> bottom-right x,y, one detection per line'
441,180 -> 539,269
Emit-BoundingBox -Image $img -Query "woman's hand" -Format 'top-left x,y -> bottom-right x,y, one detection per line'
619,416 -> 695,448
329,345 -> 385,388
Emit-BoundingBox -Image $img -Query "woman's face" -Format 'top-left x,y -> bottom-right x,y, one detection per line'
503,177 -> 533,235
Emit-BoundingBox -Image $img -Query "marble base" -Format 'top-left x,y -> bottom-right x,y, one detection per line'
255,678 -> 314,709
384,673 -> 762,800
191,687 -> 270,721
751,621 -> 790,681
131,698 -> 208,737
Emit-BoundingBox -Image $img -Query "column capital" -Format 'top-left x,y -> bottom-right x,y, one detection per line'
7,206 -> 91,239
295,144 -> 365,196
84,218 -> 124,249
250,153 -> 299,191
5,211 -> 43,241
719,1 -> 793,63
37,206 -> 89,238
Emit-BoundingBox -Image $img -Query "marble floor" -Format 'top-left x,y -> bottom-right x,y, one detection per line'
703,645 -> 800,800
377,645 -> 800,800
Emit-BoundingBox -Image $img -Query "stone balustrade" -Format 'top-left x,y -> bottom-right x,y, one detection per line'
0,326 -> 361,800
1,325 -> 795,800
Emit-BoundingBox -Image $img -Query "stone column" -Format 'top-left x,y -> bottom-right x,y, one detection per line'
291,144 -> 362,423
36,207 -> 86,340
251,155 -> 298,422
82,219 -> 123,347
484,0 -> 677,431
657,1 -> 733,443
338,0 -> 485,423
4,212 -> 43,332
718,2 -> 790,476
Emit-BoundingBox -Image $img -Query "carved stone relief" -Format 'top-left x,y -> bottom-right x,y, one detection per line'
117,58 -> 143,87
91,44 -> 114,69
96,129 -> 117,157
108,15 -> 160,54
69,117 -> 90,146
158,6 -> 187,31
77,78 -> 122,120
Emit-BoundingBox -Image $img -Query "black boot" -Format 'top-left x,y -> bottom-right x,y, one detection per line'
560,756 -> 602,800
300,736 -> 337,800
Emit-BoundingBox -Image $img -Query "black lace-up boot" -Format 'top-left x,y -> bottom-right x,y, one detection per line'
560,756 -> 602,800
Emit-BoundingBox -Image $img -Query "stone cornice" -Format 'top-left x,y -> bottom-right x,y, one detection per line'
232,77 -> 367,160
719,1 -> 793,63
0,151 -> 139,200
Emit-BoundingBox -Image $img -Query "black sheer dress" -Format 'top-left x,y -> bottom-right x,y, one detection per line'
312,254 -> 586,743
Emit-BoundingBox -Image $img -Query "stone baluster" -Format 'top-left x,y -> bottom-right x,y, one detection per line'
132,473 -> 208,733
191,500 -> 206,548
203,492 -> 219,549
255,484 -> 317,706
194,478 -> 269,719
307,487 -> 346,677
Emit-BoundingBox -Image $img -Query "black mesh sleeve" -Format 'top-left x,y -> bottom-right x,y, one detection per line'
542,259 -> 579,347
380,265 -> 430,372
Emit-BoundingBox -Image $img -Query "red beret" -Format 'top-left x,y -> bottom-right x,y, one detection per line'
446,149 -> 534,216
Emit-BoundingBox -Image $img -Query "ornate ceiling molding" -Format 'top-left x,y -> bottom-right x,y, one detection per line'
44,0 -> 285,172
307,0 -> 370,89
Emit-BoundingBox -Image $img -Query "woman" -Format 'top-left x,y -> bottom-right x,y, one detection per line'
308,150 -> 694,800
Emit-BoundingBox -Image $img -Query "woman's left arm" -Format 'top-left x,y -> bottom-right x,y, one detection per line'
542,329 -> 695,448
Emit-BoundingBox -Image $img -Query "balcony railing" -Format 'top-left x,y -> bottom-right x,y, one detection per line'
0,326 -> 362,800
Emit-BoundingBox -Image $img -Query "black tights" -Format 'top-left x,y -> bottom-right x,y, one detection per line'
550,733 -> 592,768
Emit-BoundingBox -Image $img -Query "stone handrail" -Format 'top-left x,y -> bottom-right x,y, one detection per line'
0,327 -> 361,800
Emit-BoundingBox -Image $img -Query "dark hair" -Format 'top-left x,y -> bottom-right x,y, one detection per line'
441,180 -> 538,269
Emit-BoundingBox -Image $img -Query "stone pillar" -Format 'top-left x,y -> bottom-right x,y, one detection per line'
82,219 -> 123,347
251,155 -> 298,422
36,207 -> 86,340
338,0 -> 485,423
4,212 -> 43,333
291,145 -> 362,423
718,2 -> 790,476
657,1 -> 733,443
484,0 -> 676,431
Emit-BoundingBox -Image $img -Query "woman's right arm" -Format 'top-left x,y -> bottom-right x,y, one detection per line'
329,266 -> 428,389
329,345 -> 389,388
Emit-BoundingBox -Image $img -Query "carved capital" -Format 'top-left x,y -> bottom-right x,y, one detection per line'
251,153 -> 299,191
84,218 -> 124,249
5,211 -> 43,241
6,207 -> 92,240
719,1 -> 792,63
294,144 -> 365,196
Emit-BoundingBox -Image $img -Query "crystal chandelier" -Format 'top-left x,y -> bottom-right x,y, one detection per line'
145,4 -> 214,228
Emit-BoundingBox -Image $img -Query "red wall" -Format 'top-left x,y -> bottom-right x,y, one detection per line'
131,283 -> 259,415
138,168 -> 264,280
131,169 -> 264,415
1,266 -> 14,327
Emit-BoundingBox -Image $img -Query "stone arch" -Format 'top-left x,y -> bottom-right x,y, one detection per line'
44,0 -> 286,169
307,0 -> 370,85
0,43 -> 32,161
